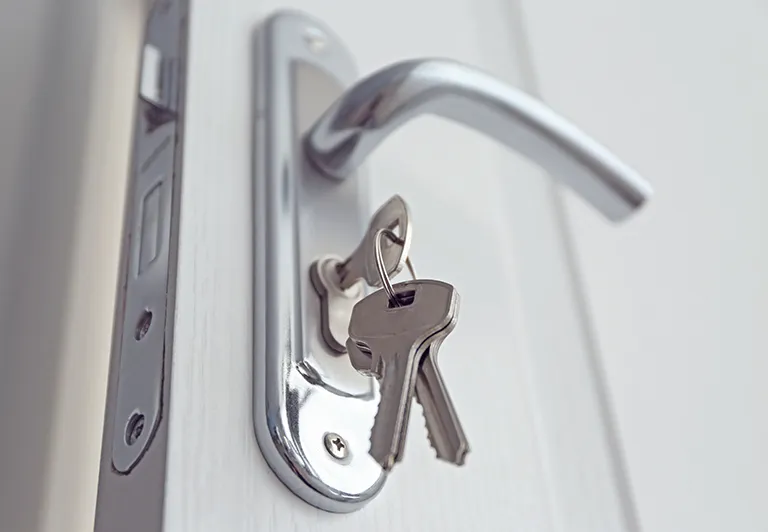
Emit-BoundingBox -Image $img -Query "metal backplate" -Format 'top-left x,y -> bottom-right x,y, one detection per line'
110,0 -> 184,474
252,12 -> 386,512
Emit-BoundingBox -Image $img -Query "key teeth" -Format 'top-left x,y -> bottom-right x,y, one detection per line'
370,401 -> 396,471
422,407 -> 442,459
419,402 -> 470,465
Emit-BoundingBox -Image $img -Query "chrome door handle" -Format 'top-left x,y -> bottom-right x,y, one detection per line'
306,59 -> 652,221
252,11 -> 653,516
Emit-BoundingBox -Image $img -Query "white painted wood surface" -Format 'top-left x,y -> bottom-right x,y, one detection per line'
521,2 -> 768,531
165,1 -> 634,530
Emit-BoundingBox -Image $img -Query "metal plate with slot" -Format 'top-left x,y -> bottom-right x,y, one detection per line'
95,2 -> 188,531
252,12 -> 386,513
108,0 -> 184,475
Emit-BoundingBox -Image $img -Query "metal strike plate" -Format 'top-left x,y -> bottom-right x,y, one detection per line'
110,0 -> 184,474
252,12 -> 386,512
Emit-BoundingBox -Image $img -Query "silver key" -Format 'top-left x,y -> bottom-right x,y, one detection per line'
348,302 -> 469,466
310,196 -> 411,353
415,342 -> 469,465
347,279 -> 458,470
337,195 -> 412,289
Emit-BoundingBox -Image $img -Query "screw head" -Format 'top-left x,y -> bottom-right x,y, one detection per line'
135,309 -> 153,341
323,432 -> 349,461
125,412 -> 145,446
303,27 -> 327,53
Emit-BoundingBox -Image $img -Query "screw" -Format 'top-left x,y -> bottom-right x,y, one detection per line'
323,432 -> 349,461
135,309 -> 153,341
303,27 -> 327,53
125,412 -> 145,446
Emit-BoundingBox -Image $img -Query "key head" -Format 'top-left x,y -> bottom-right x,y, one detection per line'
347,279 -> 460,375
338,195 -> 412,289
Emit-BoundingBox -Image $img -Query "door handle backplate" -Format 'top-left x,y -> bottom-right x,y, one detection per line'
252,11 -> 386,513
252,8 -> 653,514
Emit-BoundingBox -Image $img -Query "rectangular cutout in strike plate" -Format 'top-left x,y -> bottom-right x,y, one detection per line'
140,44 -> 166,107
138,181 -> 163,274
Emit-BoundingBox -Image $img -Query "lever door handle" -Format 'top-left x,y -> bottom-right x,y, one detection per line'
306,59 -> 652,221
252,11 -> 654,516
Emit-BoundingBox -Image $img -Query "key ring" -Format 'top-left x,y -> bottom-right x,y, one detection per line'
374,228 -> 417,307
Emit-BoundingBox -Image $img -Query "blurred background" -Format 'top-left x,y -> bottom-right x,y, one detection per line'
0,1 -> 765,531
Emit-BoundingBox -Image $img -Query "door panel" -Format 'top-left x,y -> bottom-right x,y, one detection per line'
521,2 -> 768,531
165,1 -> 634,530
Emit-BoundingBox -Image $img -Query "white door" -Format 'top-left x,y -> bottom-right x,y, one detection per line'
97,1 -> 647,530
1,1 -> 765,532
522,3 -> 768,532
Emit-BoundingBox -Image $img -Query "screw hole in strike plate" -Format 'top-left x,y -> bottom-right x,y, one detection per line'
125,412 -> 146,446
303,27 -> 327,53
388,290 -> 416,308
134,309 -> 153,340
384,222 -> 400,249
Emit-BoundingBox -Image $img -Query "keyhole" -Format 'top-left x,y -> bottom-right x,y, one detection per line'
388,289 -> 416,308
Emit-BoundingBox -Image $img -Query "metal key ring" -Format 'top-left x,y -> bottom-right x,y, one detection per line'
374,228 -> 417,307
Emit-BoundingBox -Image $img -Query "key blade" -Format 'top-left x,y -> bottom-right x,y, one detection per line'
369,344 -> 422,470
416,344 -> 469,465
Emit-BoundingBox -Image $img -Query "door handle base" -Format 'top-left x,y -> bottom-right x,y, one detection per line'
252,10 -> 386,513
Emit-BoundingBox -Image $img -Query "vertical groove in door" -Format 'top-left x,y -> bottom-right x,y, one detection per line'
501,1 -> 641,530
